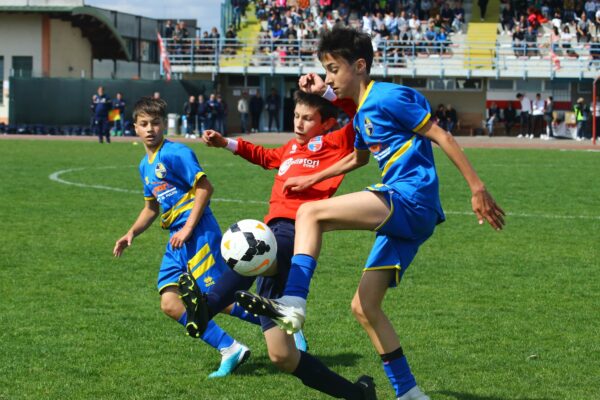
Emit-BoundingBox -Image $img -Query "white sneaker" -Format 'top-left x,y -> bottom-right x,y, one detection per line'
234,291 -> 306,334
517,134 -> 524,138
397,385 -> 430,400
528,134 -> 534,139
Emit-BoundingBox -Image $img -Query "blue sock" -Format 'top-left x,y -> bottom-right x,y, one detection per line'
206,268 -> 256,319
177,312 -> 187,326
230,302 -> 261,325
201,320 -> 234,351
381,348 -> 417,397
283,254 -> 317,299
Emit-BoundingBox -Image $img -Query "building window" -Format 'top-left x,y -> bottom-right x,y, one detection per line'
488,79 -> 514,90
12,56 -> 32,78
126,38 -> 137,60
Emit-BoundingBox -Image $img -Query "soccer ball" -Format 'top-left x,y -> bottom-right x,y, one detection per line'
220,219 -> 277,276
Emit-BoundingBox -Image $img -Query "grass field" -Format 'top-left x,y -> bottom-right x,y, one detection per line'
1,139 -> 599,400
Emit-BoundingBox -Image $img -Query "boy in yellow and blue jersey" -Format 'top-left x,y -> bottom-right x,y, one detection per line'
236,28 -> 506,400
113,96 -> 258,378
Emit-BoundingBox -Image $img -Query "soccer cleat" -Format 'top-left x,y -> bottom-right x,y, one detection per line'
397,386 -> 430,400
354,375 -> 377,400
208,344 -> 251,378
234,291 -> 305,334
293,330 -> 309,352
177,273 -> 209,338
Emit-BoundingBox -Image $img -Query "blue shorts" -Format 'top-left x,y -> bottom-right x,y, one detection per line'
255,218 -> 295,331
157,213 -> 228,294
364,185 -> 440,287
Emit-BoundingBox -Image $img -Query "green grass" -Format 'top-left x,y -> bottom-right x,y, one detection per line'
0,140 -> 599,400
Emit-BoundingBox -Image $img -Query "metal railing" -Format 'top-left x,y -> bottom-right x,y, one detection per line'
163,37 -> 600,79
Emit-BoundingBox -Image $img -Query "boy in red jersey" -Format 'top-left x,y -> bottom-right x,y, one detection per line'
178,89 -> 378,399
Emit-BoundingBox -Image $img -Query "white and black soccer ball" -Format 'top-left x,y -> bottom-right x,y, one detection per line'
221,219 -> 277,276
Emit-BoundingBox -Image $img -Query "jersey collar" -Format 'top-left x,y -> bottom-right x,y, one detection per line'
148,138 -> 165,164
357,81 -> 375,111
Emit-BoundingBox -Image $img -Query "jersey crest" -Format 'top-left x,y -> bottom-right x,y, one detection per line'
307,136 -> 323,152
364,117 -> 374,136
155,162 -> 167,179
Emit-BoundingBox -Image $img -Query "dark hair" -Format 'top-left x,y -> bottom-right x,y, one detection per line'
318,27 -> 373,73
133,97 -> 167,121
293,90 -> 337,121
516,93 -> 523,99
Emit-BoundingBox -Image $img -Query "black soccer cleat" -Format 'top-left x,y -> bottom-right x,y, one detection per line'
355,375 -> 377,400
178,273 -> 209,338
234,290 -> 285,319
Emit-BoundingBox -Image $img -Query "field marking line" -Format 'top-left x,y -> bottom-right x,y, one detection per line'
49,167 -> 600,221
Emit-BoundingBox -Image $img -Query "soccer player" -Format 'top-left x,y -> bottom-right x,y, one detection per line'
235,27 -> 506,400
178,90 -> 377,399
112,96 -> 257,378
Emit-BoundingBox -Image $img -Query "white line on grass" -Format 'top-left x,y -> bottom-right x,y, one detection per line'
49,167 -> 600,221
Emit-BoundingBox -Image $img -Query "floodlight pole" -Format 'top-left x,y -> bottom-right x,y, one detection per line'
594,76 -> 598,145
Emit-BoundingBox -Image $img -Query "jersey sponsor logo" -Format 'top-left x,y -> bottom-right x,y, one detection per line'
155,162 -> 167,179
278,157 -> 321,176
364,117 -> 374,136
372,145 -> 391,161
152,182 -> 177,202
307,136 -> 323,152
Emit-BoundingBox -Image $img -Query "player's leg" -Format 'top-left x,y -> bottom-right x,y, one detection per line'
236,191 -> 390,333
263,327 -> 376,400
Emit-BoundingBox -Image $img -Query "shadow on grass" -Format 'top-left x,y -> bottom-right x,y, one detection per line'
437,391 -> 553,400
235,352 -> 363,377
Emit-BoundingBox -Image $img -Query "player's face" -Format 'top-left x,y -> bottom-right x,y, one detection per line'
321,53 -> 361,100
134,113 -> 165,149
293,103 -> 324,145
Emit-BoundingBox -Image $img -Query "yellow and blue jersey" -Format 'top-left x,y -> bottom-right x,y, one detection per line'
139,139 -> 211,231
354,81 -> 444,222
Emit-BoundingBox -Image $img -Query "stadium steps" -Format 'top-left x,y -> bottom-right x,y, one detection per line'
463,0 -> 499,69
220,3 -> 261,67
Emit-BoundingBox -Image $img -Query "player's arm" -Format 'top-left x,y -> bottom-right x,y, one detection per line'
283,148 -> 370,192
202,129 -> 284,169
113,199 -> 159,257
417,121 -> 506,230
169,175 -> 213,249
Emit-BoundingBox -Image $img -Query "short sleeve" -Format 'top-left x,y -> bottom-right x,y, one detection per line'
139,164 -> 154,200
166,145 -> 205,188
354,122 -> 368,150
380,86 -> 431,132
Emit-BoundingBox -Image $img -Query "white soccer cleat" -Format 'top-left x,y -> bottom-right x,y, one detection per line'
234,291 -> 306,334
397,386 -> 430,400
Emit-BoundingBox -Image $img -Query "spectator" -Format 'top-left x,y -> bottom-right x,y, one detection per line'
164,20 -> 174,39
249,91 -> 264,132
153,91 -> 161,100
503,102 -> 517,136
197,94 -> 207,132
183,95 -> 198,137
92,86 -> 112,144
531,93 -> 545,138
485,102 -> 500,136
523,26 -> 538,56
501,3 -> 515,34
577,12 -> 592,42
550,26 -> 560,53
517,92 -> 533,139
206,93 -> 219,130
574,97 -> 588,140
445,104 -> 458,133
217,94 -> 228,135
266,88 -> 280,132
237,91 -> 250,134
543,95 -> 555,139
478,0 -> 489,21
434,104 -> 446,130
112,92 -> 126,137
561,26 -> 576,57
513,26 -> 526,56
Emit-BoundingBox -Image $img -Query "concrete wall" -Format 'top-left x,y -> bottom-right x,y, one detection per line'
93,60 -> 160,79
0,14 -> 43,122
49,19 -> 92,78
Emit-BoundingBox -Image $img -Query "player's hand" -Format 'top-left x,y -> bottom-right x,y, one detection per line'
298,73 -> 327,96
471,188 -> 506,230
113,232 -> 134,257
283,175 -> 318,193
170,226 -> 192,249
202,130 -> 227,147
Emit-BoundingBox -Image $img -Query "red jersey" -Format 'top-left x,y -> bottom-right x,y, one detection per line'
235,98 -> 356,224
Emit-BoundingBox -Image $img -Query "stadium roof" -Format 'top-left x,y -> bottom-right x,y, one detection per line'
0,5 -> 130,61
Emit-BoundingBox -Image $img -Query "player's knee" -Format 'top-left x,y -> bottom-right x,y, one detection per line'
297,202 -> 326,225
351,294 -> 378,325
268,348 -> 297,372
160,295 -> 182,320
